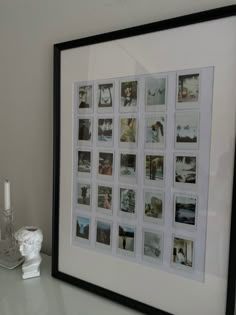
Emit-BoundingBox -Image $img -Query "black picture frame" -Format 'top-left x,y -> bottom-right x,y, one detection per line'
52,5 -> 236,315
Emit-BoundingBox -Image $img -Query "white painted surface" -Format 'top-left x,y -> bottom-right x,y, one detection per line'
0,254 -> 139,315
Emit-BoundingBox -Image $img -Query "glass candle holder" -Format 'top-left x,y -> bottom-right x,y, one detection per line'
0,208 -> 24,269
0,208 -> 15,248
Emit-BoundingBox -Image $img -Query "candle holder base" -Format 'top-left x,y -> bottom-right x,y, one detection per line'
0,240 -> 24,269
0,208 -> 15,247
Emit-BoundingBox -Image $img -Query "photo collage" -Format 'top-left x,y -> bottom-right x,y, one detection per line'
72,68 -> 212,280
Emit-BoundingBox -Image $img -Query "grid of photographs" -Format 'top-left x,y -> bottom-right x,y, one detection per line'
73,68 -> 213,281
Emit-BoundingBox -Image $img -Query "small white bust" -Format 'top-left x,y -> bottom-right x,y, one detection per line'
15,227 -> 43,279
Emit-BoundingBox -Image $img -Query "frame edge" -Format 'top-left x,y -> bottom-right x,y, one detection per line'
51,5 -> 236,315
226,136 -> 236,315
52,270 -> 173,315
54,5 -> 236,51
52,45 -> 61,275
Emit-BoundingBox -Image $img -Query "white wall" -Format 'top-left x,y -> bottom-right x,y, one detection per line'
0,0 -> 235,254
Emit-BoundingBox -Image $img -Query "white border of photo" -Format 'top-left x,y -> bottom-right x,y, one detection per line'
119,76 -> 139,113
119,115 -> 138,149
145,74 -> 168,112
171,234 -> 195,273
119,150 -> 138,184
142,228 -> 164,265
95,79 -> 115,114
173,192 -> 198,232
77,148 -> 93,179
96,116 -> 114,147
75,80 -> 94,114
144,114 -> 166,149
176,69 -> 202,110
144,152 -> 165,187
118,184 -> 137,219
174,152 -> 198,190
143,189 -> 165,225
95,218 -> 113,251
76,180 -> 92,212
96,183 -> 113,216
97,149 -> 115,182
175,111 -> 200,150
78,116 -> 93,147
117,223 -> 136,257
74,214 -> 92,246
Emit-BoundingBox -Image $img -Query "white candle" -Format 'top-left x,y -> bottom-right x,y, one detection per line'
4,180 -> 11,210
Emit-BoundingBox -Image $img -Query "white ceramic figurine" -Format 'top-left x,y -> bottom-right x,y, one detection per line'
15,226 -> 43,279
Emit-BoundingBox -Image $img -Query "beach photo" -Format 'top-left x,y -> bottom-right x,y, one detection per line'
175,194 -> 197,226
145,77 -> 166,107
118,225 -> 135,252
175,112 -> 199,149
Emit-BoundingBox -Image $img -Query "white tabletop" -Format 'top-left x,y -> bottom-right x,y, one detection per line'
0,254 -> 139,315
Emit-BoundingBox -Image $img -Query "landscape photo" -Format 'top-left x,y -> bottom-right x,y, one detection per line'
96,221 -> 111,246
175,195 -> 197,225
176,112 -> 199,146
76,216 -> 90,240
